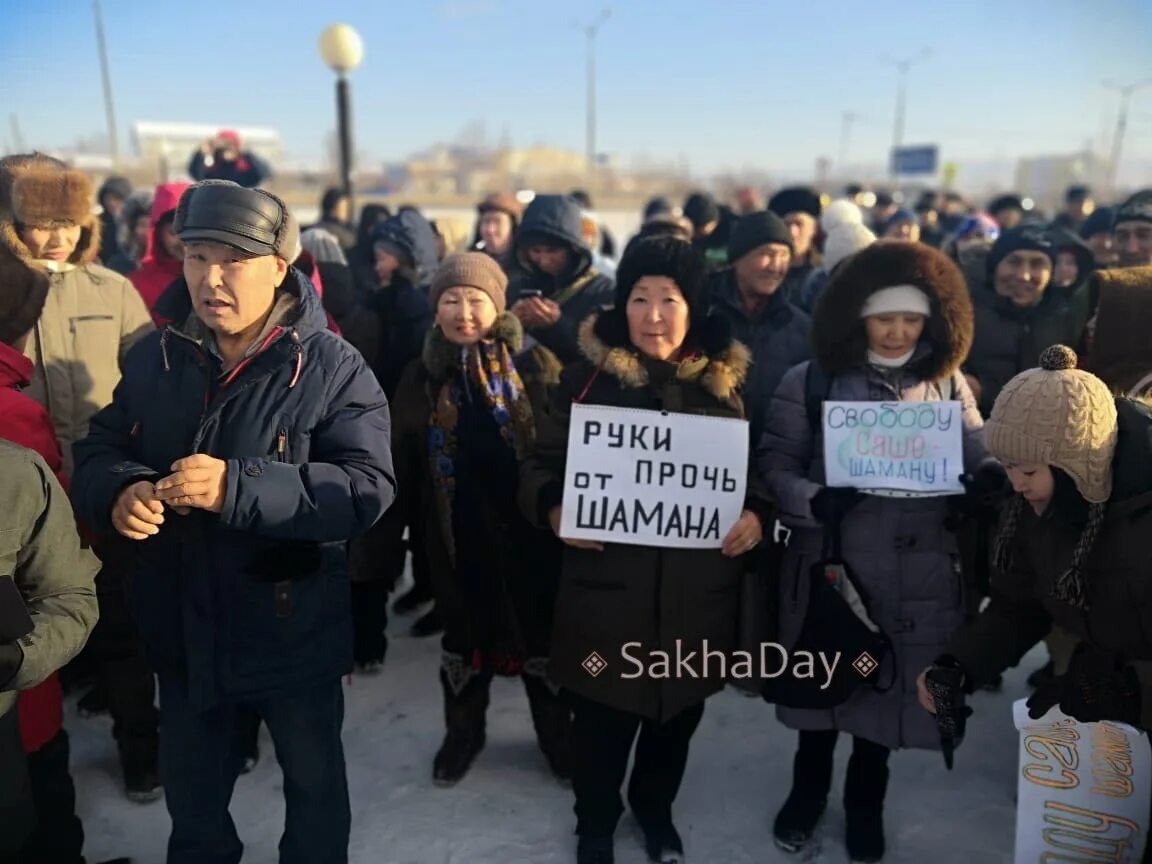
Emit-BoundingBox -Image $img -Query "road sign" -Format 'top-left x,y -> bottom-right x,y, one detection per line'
891,145 -> 939,176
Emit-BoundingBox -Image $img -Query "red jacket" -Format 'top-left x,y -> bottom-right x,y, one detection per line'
129,182 -> 191,326
0,342 -> 67,753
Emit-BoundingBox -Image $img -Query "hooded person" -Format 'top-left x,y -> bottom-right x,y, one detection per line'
380,252 -> 568,789
921,346 -> 1152,755
128,182 -> 192,326
506,194 -> 615,388
962,225 -> 1090,416
707,210 -> 812,446
1113,189 -> 1152,269
70,179 -> 396,864
97,175 -> 132,265
105,188 -> 154,275
1080,206 -> 1117,269
520,236 -> 771,864
759,242 -> 995,861
309,187 -> 356,250
768,187 -> 824,306
1049,227 -> 1098,325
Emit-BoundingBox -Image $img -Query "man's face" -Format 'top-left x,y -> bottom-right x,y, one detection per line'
159,221 -> 184,260
1114,220 -> 1152,268
1086,232 -> 1118,268
103,194 -> 125,219
19,223 -> 82,262
331,197 -> 350,223
782,212 -> 817,259
183,242 -> 286,338
994,208 -> 1023,230
479,211 -> 513,255
733,243 -> 791,299
526,241 -> 571,276
1067,197 -> 1094,220
994,250 -> 1052,308
885,220 -> 920,243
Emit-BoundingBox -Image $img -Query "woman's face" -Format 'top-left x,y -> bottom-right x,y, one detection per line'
994,250 -> 1052,308
863,312 -> 926,359
1054,250 -> 1079,289
479,211 -> 513,255
1005,462 -> 1055,515
436,286 -> 498,346
19,223 -> 82,262
375,249 -> 401,285
625,275 -> 690,361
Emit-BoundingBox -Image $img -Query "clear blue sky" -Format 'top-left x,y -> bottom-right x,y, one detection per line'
3,0 -> 1151,176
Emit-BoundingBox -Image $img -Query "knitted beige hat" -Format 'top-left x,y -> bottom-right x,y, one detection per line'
985,345 -> 1118,503
430,251 -> 509,314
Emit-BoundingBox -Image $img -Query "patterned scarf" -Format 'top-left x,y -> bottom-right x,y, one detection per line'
427,337 -> 535,566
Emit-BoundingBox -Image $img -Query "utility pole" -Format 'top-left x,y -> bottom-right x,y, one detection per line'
93,0 -> 120,167
839,111 -> 859,174
583,8 -> 611,189
1104,77 -> 1152,194
882,48 -> 931,180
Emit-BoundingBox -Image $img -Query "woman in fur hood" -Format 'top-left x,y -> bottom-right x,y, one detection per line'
521,236 -> 772,864
759,241 -> 997,862
383,252 -> 570,789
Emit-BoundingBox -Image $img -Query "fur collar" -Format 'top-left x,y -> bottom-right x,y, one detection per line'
422,312 -> 523,381
577,310 -> 751,401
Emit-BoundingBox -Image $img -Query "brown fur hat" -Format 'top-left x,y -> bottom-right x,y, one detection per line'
812,240 -> 973,382
0,154 -> 100,266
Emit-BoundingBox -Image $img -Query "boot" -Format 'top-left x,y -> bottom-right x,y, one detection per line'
432,671 -> 489,786
235,709 -> 261,775
393,581 -> 432,615
844,740 -> 889,862
773,731 -> 837,853
120,736 -> 162,803
1026,660 -> 1055,690
411,605 -> 445,638
77,683 -> 109,717
635,815 -> 684,864
523,674 -> 572,784
576,835 -> 615,864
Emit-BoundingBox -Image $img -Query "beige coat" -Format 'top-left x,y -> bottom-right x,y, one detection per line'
22,264 -> 153,478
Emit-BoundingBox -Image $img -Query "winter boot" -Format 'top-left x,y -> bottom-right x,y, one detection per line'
77,683 -> 109,717
635,815 -> 684,864
432,670 -> 490,786
235,709 -> 261,775
523,673 -> 573,784
119,736 -> 162,803
1026,660 -> 1055,690
576,835 -> 615,864
844,739 -> 890,862
411,604 -> 445,638
773,730 -> 837,853
393,580 -> 432,615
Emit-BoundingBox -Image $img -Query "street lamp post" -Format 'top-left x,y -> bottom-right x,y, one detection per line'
1103,77 -> 1152,194
882,48 -> 931,180
319,24 -> 365,211
583,9 -> 611,188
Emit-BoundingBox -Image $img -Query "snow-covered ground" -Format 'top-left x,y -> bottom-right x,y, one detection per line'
76,595 -> 1031,864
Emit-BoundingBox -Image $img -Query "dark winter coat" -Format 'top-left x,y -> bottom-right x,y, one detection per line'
71,268 -> 396,709
947,402 -> 1152,731
339,210 -> 438,399
521,311 -> 771,721
707,269 -> 812,447
778,258 -> 817,308
759,244 -> 993,750
964,278 -> 1091,417
385,315 -> 560,665
187,149 -> 270,188
507,195 -> 615,384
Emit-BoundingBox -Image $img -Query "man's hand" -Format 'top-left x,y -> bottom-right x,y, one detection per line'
112,481 -> 165,540
548,505 -> 603,551
154,454 -> 229,514
512,298 -> 562,329
721,510 -> 764,558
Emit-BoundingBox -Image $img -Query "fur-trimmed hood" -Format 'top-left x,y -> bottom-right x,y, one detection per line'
421,312 -> 524,381
576,309 -> 751,402
0,157 -> 100,267
812,240 -> 973,382
1084,265 -> 1152,393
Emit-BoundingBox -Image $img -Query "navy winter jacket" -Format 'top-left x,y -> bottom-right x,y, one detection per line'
71,268 -> 396,708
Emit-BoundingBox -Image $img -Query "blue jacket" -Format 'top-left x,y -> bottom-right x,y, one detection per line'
71,268 -> 396,708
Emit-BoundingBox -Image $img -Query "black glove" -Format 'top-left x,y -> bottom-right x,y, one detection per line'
1026,648 -> 1142,726
0,641 -> 24,688
924,655 -> 974,769
958,463 -> 1011,511
809,486 -> 864,526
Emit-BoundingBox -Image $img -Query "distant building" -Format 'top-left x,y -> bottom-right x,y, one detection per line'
1014,151 -> 1108,213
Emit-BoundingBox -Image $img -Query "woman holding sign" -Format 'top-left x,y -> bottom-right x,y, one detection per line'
385,252 -> 570,788
760,242 -> 995,861
521,236 -> 771,864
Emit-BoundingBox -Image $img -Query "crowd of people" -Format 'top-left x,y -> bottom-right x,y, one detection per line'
1,147 -> 1151,864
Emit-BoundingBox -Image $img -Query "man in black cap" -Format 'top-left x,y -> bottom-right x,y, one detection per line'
1113,190 -> 1152,269
708,211 -> 812,446
987,194 -> 1025,231
1051,185 -> 1094,233
768,186 -> 823,306
682,191 -> 730,268
71,179 -> 396,864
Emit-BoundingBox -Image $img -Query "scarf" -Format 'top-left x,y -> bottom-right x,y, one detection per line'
427,336 -> 535,567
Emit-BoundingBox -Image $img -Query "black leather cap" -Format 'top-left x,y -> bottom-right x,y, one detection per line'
173,180 -> 299,260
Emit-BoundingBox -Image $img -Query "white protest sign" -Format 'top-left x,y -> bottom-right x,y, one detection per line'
1012,700 -> 1149,863
822,401 -> 964,496
559,403 -> 749,549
